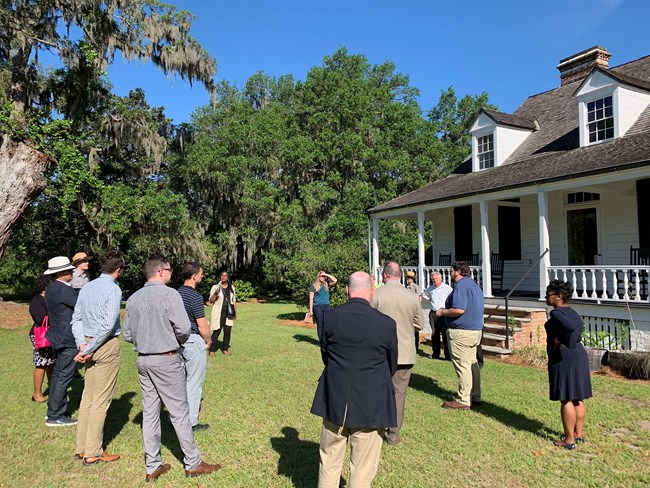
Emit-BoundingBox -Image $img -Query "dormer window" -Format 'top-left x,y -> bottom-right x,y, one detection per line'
575,67 -> 650,147
469,108 -> 535,172
587,96 -> 614,142
477,134 -> 494,169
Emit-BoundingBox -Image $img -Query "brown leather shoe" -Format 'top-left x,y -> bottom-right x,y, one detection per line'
442,400 -> 470,410
145,463 -> 171,482
83,452 -> 121,465
184,460 -> 222,477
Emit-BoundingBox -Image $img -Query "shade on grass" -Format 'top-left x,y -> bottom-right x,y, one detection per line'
0,302 -> 649,487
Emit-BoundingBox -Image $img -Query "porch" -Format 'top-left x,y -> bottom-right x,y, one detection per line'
367,168 -> 650,351
374,264 -> 650,304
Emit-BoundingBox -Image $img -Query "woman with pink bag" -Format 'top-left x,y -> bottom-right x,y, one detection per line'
28,275 -> 56,403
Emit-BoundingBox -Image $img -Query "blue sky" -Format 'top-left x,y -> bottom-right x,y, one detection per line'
105,0 -> 650,124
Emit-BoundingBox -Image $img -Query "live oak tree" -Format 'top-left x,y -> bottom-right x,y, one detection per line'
171,48 -> 494,300
0,0 -> 216,257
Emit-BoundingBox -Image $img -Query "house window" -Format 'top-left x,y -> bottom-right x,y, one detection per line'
477,134 -> 494,169
567,192 -> 600,204
498,206 -> 521,260
587,96 -> 614,143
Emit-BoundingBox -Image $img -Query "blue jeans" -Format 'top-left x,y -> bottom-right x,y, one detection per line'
47,346 -> 78,420
313,304 -> 330,341
181,334 -> 207,427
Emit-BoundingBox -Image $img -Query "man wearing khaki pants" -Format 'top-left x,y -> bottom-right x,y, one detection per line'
436,261 -> 484,409
71,251 -> 125,464
311,272 -> 398,488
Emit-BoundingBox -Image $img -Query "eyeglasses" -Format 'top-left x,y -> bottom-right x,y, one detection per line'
160,268 -> 172,272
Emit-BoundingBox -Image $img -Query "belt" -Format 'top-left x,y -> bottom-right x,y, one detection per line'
138,350 -> 179,357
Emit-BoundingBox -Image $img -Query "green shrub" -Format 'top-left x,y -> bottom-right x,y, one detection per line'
233,279 -> 256,302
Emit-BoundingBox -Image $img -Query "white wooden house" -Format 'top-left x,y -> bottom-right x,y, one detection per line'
368,47 -> 650,352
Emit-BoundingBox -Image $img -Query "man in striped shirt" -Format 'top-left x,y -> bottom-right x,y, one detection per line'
178,262 -> 211,432
71,250 -> 125,465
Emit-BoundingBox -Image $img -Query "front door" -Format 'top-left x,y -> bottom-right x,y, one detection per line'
567,207 -> 598,265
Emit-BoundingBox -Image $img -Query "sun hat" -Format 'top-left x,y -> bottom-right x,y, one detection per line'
44,256 -> 75,275
72,252 -> 92,264
405,270 -> 416,279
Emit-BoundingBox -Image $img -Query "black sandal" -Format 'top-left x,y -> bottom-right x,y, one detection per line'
552,440 -> 576,450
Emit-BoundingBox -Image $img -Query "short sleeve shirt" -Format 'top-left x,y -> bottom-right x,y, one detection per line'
178,285 -> 205,335
445,277 -> 484,330
309,284 -> 330,306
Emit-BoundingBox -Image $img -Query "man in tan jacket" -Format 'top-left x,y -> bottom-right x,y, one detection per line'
370,262 -> 424,445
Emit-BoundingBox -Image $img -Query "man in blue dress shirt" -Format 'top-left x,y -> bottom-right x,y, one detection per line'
72,250 -> 125,464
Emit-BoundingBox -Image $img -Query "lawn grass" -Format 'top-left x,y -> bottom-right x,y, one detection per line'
0,301 -> 649,487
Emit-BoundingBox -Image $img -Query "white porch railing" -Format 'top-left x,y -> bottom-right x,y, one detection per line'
548,266 -> 650,303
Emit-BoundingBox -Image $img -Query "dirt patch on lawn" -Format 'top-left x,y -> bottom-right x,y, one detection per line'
279,319 -> 316,329
0,301 -> 31,330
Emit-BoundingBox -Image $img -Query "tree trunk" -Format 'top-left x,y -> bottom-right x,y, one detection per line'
0,135 -> 50,258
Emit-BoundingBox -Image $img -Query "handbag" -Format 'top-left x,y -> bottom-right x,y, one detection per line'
227,301 -> 236,319
33,315 -> 51,349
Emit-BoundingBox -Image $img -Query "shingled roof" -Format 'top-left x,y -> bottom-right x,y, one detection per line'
369,54 -> 650,214
480,107 -> 537,130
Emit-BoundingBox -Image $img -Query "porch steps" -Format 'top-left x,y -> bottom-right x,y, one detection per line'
482,345 -> 512,356
480,304 -> 548,358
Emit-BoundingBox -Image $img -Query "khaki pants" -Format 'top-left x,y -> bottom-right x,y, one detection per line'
76,336 -> 121,457
318,418 -> 384,488
385,366 -> 412,443
447,329 -> 482,406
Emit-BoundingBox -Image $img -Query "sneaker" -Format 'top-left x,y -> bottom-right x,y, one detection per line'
192,423 -> 210,432
46,416 -> 77,427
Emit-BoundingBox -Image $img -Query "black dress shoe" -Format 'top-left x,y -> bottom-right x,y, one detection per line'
192,423 -> 210,432
146,463 -> 171,482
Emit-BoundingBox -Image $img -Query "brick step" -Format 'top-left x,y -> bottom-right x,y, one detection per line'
483,314 -> 532,324
484,305 -> 547,313
483,323 -> 523,333
482,332 -> 510,342
482,345 -> 511,356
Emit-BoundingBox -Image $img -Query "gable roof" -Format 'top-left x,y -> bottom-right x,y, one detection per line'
573,66 -> 650,95
478,107 -> 537,131
369,54 -> 650,214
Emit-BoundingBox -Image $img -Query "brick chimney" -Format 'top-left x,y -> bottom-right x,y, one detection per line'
557,46 -> 612,86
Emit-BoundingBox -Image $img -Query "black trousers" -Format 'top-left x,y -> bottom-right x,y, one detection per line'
430,311 -> 450,359
209,326 -> 232,352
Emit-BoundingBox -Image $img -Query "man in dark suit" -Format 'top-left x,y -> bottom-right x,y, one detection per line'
311,271 -> 398,488
43,256 -> 80,427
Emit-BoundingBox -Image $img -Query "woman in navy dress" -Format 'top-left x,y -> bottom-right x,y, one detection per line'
545,280 -> 592,450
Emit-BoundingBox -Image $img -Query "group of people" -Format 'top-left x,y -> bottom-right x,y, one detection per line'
26,250 -> 592,485
27,252 -> 239,481
310,261 -> 592,487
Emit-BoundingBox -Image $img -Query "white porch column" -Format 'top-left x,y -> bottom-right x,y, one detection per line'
538,191 -> 551,299
367,219 -> 372,274
431,220 -> 436,268
417,210 -> 425,287
480,200 -> 493,297
372,217 -> 380,280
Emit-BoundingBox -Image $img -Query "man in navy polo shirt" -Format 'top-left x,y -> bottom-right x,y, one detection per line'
436,261 -> 484,410
178,262 -> 211,431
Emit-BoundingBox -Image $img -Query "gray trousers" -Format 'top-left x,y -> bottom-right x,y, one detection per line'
385,365 -> 412,442
181,334 -> 207,426
137,353 -> 201,474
